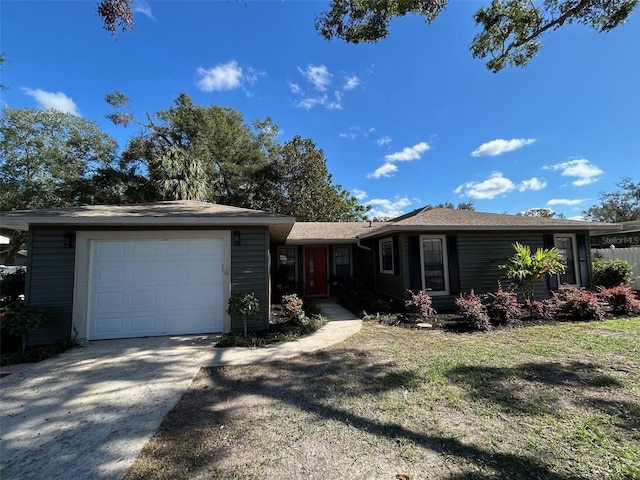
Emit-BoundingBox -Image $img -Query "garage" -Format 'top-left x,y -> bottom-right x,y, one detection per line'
86,237 -> 225,340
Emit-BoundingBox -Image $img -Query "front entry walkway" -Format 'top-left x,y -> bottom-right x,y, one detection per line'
0,300 -> 361,480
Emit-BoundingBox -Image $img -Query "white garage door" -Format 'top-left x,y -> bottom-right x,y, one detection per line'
88,238 -> 224,340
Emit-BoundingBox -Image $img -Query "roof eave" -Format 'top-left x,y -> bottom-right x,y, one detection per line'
285,238 -> 358,246
358,223 -> 622,239
0,215 -> 295,232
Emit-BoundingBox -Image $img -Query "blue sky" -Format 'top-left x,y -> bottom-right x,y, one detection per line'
2,1 -> 639,219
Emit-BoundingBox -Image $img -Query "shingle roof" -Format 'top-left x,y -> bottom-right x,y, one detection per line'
286,222 -> 383,244
1,200 -> 288,219
359,207 -> 618,238
0,201 -> 295,241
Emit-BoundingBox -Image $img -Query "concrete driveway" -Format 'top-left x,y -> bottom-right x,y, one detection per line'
0,300 -> 361,479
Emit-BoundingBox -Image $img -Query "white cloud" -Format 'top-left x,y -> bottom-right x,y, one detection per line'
22,87 -> 79,115
518,177 -> 547,192
365,197 -> 412,218
133,0 -> 154,19
546,158 -> 603,186
344,75 -> 360,90
299,64 -> 332,91
326,91 -> 343,110
547,198 -> 586,206
385,142 -> 430,162
351,188 -> 367,201
376,136 -> 392,146
196,61 -> 244,92
471,138 -> 536,157
297,95 -> 328,110
339,132 -> 357,140
367,162 -> 398,179
289,82 -> 302,94
455,172 -> 516,199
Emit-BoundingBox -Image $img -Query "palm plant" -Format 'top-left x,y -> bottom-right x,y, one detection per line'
499,242 -> 566,301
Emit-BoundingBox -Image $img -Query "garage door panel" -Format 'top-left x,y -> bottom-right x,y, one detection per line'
88,238 -> 225,340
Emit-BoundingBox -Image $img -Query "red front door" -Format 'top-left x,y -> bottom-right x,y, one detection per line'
305,247 -> 327,295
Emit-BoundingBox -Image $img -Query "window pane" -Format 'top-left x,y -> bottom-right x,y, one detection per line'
278,247 -> 296,283
334,246 -> 350,277
381,240 -> 393,272
555,237 -> 576,285
423,237 -> 445,291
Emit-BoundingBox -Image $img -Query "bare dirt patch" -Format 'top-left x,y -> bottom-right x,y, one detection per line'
125,318 -> 640,480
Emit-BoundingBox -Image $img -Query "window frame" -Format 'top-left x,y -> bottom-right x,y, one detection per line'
554,233 -> 580,287
333,246 -> 352,278
277,246 -> 297,284
419,234 -> 450,296
379,237 -> 394,274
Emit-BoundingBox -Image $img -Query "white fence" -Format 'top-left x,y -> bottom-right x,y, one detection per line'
592,247 -> 640,290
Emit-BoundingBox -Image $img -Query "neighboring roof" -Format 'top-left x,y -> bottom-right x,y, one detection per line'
286,222 -> 383,244
0,235 -> 9,244
358,207 -> 620,239
0,201 -> 295,242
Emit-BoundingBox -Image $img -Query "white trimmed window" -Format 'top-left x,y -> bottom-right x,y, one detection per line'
420,235 -> 449,295
554,234 -> 579,286
379,238 -> 394,274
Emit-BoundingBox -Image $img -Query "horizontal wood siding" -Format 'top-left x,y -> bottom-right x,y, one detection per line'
26,229 -> 76,345
374,236 -> 405,299
457,232 -> 550,300
230,227 -> 269,331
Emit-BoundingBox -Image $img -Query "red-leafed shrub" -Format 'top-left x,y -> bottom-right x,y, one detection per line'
456,291 -> 490,331
485,287 -> 521,325
525,298 -> 558,321
405,289 -> 436,322
597,284 -> 640,316
552,286 -> 605,321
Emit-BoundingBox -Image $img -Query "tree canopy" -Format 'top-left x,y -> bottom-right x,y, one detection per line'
582,178 -> 640,222
96,1 -> 638,72
106,92 -> 369,221
316,0 -> 638,72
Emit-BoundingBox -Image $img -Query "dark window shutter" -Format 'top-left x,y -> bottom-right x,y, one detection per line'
543,234 -> 559,290
576,234 -> 591,288
408,235 -> 422,291
447,235 -> 460,295
393,236 -> 400,275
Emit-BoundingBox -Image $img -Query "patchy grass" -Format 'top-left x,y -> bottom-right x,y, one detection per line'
125,318 -> 640,480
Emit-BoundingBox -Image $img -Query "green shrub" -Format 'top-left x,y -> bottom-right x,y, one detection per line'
596,284 -> 640,316
0,304 -> 48,353
281,293 -> 305,322
455,291 -> 490,331
592,257 -> 635,288
552,286 -> 605,321
227,292 -> 260,336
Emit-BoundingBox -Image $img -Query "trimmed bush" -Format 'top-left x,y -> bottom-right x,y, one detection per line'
485,287 -> 521,325
405,289 -> 436,322
597,285 -> 640,316
456,291 -> 490,331
552,286 -> 605,321
281,293 -> 305,322
525,298 -> 558,321
592,257 -> 635,288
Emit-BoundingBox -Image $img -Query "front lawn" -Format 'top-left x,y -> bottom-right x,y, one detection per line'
125,318 -> 640,480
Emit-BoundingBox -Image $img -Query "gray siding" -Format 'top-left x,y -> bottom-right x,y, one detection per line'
26,228 -> 76,346
373,231 -> 558,311
230,227 -> 270,331
374,236 -> 405,299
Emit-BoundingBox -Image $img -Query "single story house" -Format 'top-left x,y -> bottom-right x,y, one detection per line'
0,201 -> 618,345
